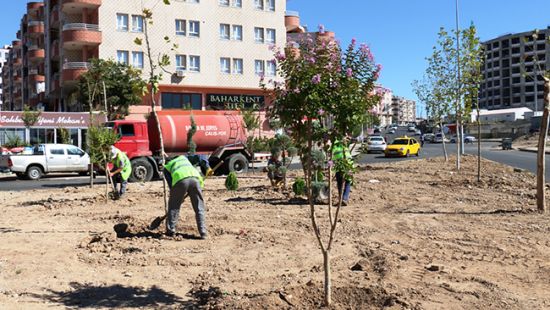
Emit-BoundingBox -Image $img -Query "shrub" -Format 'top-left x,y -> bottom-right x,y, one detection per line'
292,177 -> 306,196
225,172 -> 239,191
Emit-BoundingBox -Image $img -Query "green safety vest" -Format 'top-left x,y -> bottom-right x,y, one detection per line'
332,142 -> 352,162
115,151 -> 132,181
165,156 -> 204,188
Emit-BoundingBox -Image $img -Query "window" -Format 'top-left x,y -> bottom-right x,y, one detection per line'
254,27 -> 264,43
254,0 -> 264,10
131,15 -> 143,32
118,124 -> 135,137
50,148 -> 64,155
175,19 -> 186,36
176,54 -> 186,70
232,25 -> 242,41
267,0 -> 275,11
233,58 -> 243,74
266,28 -> 276,44
67,146 -> 84,156
189,21 -> 200,37
266,60 -> 276,76
219,0 -> 229,6
186,0 -> 200,3
219,23 -> 230,40
189,55 -> 200,72
232,0 -> 242,7
254,60 -> 265,76
132,51 -> 144,68
116,13 -> 128,31
220,57 -> 230,73
117,50 -> 129,65
161,93 -> 202,109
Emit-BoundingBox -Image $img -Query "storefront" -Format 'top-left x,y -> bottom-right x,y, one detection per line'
0,111 -> 105,148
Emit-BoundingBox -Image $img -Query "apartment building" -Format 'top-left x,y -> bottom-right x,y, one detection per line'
480,28 -> 550,111
391,96 -> 416,125
0,2 -> 46,111
371,85 -> 392,127
0,46 -> 10,110
37,0 -> 286,112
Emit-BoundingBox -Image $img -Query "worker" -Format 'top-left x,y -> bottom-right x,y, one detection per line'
110,146 -> 132,198
331,138 -> 353,206
163,155 -> 207,239
266,149 -> 284,187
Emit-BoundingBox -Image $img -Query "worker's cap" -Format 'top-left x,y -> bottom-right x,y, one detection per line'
110,146 -> 119,159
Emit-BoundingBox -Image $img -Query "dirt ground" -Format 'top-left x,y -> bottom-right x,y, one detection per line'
1,155 -> 549,309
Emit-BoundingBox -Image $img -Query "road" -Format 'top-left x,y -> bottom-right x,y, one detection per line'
0,135 -> 542,191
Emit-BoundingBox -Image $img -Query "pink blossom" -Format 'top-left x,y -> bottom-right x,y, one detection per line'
346,68 -> 353,77
327,160 -> 334,168
293,88 -> 301,94
376,64 -> 383,72
330,80 -> 339,88
311,74 -> 321,84
318,108 -> 325,115
351,38 -> 356,46
275,51 -> 286,61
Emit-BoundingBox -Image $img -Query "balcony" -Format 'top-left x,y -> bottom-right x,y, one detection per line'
29,69 -> 45,82
28,46 -> 45,62
12,40 -> 22,49
61,0 -> 101,14
62,23 -> 102,49
28,21 -> 45,37
13,57 -> 22,67
62,62 -> 90,82
27,2 -> 44,13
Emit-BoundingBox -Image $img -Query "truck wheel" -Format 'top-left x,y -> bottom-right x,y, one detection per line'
26,166 -> 43,180
129,158 -> 154,182
227,154 -> 248,174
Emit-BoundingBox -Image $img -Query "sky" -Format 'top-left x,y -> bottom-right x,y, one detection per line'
2,0 -> 550,117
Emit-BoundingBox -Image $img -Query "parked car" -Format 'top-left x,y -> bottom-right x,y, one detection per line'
408,126 -> 416,132
423,133 -> 435,143
414,129 -> 422,136
450,135 -> 477,143
366,136 -> 387,153
384,136 -> 421,157
433,133 -> 451,143
0,144 -> 90,180
388,129 -> 396,134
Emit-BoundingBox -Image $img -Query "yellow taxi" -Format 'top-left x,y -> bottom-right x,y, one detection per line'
384,136 -> 421,157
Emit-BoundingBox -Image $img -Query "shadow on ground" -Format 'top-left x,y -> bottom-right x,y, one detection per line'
32,283 -> 224,308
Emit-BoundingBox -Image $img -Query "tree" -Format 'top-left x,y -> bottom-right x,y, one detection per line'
78,58 -> 146,121
21,105 -> 41,129
134,0 -> 178,212
88,126 -> 119,200
264,33 -> 381,306
187,114 -> 197,155
242,108 -> 261,172
57,127 -> 71,144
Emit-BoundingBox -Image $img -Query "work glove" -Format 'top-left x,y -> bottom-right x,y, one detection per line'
206,168 -> 214,177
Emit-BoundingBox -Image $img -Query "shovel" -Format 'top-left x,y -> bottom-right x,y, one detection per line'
148,159 -> 224,230
106,167 -> 120,200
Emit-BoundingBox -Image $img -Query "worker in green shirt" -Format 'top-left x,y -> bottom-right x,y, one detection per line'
110,146 -> 132,198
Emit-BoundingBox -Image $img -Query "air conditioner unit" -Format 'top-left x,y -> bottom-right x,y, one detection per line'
176,70 -> 185,77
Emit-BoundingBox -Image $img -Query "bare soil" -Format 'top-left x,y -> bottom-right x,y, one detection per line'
1,155 -> 549,309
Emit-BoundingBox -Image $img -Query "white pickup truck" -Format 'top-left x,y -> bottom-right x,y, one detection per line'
0,144 -> 90,180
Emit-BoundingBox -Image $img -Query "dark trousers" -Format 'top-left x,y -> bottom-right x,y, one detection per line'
113,174 -> 128,196
166,177 -> 206,237
336,172 -> 351,202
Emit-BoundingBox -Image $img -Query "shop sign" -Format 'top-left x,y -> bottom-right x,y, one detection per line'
206,94 -> 265,110
0,112 -> 103,128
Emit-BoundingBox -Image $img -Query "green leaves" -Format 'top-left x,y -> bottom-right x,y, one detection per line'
21,105 -> 41,128
163,0 -> 171,4
134,37 -> 142,46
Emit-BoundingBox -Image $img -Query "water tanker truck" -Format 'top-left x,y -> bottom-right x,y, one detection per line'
106,110 -> 251,182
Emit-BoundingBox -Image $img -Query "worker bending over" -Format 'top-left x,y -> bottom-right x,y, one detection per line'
163,155 -> 207,239
110,146 -> 132,198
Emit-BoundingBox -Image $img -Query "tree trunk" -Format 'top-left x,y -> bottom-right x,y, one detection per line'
143,18 -> 168,212
440,122 -> 448,161
455,117 -> 460,170
477,108 -> 481,182
323,250 -> 332,306
536,79 -> 550,213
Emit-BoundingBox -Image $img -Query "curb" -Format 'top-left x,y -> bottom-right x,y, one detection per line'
517,147 -> 550,154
